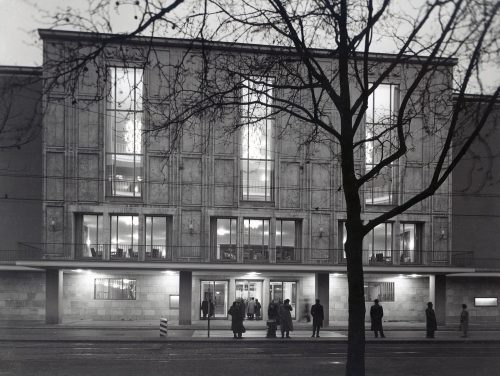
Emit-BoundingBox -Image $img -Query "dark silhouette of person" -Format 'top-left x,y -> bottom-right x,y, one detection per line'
310,298 -> 324,338
303,300 -> 311,322
255,299 -> 262,320
370,299 -> 385,338
267,300 -> 279,338
201,299 -> 209,319
426,302 -> 437,338
279,299 -> 293,338
228,301 -> 245,339
460,303 -> 469,338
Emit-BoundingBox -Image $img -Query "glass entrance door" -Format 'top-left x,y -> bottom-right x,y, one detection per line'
200,280 -> 228,319
269,281 -> 297,319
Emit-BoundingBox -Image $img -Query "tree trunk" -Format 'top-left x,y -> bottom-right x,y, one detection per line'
345,220 -> 366,376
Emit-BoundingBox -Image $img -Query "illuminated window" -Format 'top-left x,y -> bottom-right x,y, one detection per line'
365,83 -> 399,205
76,214 -> 103,258
200,280 -> 228,319
399,222 -> 422,264
240,77 -> 274,201
269,281 -> 297,319
365,282 -> 395,302
106,67 -> 144,197
243,218 -> 269,262
366,223 -> 393,261
94,278 -> 136,300
474,298 -> 497,307
211,218 -> 237,261
110,215 -> 139,259
145,216 -> 171,260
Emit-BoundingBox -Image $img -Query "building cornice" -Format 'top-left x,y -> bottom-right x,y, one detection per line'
38,28 -> 457,67
0,66 -> 42,76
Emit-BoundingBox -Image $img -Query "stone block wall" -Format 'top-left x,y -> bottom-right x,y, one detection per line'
446,277 -> 500,323
63,271 -> 179,321
0,271 -> 45,320
330,274 -> 430,323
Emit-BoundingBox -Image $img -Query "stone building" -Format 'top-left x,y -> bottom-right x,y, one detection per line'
0,29 -> 493,326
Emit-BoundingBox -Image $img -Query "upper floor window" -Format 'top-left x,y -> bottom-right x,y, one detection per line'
399,222 -> 422,264
367,222 -> 393,262
276,219 -> 301,263
243,218 -> 269,262
365,83 -> 399,205
240,77 -> 274,202
106,67 -> 144,198
76,214 -> 103,258
145,216 -> 171,260
110,215 -> 139,259
211,218 -> 237,261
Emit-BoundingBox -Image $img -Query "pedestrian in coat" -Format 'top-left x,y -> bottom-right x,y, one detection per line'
279,299 -> 293,338
310,299 -> 324,338
459,304 -> 469,338
201,299 -> 209,319
228,301 -> 245,339
247,297 -> 256,320
370,299 -> 385,338
425,302 -> 437,338
266,300 -> 279,338
255,299 -> 262,320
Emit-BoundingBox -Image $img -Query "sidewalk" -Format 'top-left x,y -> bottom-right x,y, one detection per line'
1,320 -> 500,343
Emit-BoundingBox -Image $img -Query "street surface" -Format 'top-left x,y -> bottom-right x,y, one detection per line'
1,341 -> 499,376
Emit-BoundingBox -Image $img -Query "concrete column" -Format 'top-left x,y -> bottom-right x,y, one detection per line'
316,272 -> 330,327
179,271 -> 193,325
45,269 -> 63,324
435,274 -> 447,326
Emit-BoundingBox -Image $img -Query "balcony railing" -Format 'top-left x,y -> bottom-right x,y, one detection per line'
1,243 -> 478,268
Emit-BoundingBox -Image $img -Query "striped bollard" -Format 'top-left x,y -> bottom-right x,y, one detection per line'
160,318 -> 168,337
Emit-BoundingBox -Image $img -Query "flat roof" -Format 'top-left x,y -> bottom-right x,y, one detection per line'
38,28 -> 458,66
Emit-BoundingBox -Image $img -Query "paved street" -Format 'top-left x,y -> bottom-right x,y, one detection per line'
1,341 -> 499,376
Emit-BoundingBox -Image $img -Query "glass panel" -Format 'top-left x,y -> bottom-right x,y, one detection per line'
373,224 -> 386,253
269,281 -> 297,319
281,221 -> 295,247
94,278 -> 108,300
114,68 -> 135,111
200,281 -> 228,319
82,215 -> 102,257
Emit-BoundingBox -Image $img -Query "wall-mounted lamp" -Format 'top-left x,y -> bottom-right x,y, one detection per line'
319,226 -> 324,238
440,228 -> 447,240
188,220 -> 194,235
49,218 -> 57,232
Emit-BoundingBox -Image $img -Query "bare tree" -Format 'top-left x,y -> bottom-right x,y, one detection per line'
22,1 -> 500,375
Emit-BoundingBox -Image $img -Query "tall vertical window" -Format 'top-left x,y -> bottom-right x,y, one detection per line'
106,67 -> 144,197
110,215 -> 139,259
241,77 -> 274,201
243,218 -> 269,262
200,280 -> 228,319
211,218 -> 237,261
366,222 -> 393,262
276,220 -> 300,262
269,281 -> 297,319
399,222 -> 421,264
145,216 -> 170,260
365,83 -> 399,205
77,214 -> 103,258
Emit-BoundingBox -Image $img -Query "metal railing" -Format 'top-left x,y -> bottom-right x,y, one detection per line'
0,243 -> 478,268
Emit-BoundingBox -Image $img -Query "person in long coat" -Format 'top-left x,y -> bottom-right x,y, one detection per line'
370,299 -> 385,338
459,303 -> 469,338
247,297 -> 256,320
228,301 -> 245,339
279,299 -> 294,338
310,299 -> 324,338
426,302 -> 437,338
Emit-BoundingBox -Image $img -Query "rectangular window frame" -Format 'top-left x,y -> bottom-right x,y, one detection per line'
110,214 -> 139,259
145,215 -> 172,260
240,77 -> 275,202
211,217 -> 238,262
365,83 -> 399,206
276,219 -> 301,263
106,66 -> 144,198
94,278 -> 137,300
243,218 -> 270,262
364,281 -> 395,302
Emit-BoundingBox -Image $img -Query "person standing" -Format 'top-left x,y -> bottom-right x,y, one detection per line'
310,299 -> 324,338
370,299 -> 385,338
255,299 -> 262,320
201,298 -> 209,319
228,301 -> 245,339
460,304 -> 469,338
279,299 -> 294,338
266,300 -> 279,338
247,297 -> 256,320
425,302 -> 437,338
